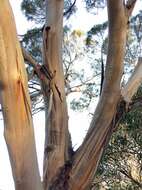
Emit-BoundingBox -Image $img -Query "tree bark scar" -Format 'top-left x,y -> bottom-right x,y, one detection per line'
16,50 -> 20,72
45,26 -> 51,32
44,26 -> 51,50
20,79 -> 32,121
55,84 -> 63,102
40,64 -> 52,80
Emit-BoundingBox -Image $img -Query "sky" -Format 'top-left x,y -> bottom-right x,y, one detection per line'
0,0 -> 141,189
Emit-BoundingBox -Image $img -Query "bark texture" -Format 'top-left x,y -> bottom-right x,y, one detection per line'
68,1 -> 137,189
42,0 -> 71,189
0,0 -> 140,190
0,1 -> 42,190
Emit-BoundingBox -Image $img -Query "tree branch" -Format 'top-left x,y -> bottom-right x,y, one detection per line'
121,57 -> 142,103
125,0 -> 137,16
22,47 -> 52,84
63,0 -> 76,16
68,1 -> 129,189
22,47 -> 39,68
119,169 -> 142,188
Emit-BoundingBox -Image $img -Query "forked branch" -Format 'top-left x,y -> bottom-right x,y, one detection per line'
125,0 -> 137,16
68,1 -> 137,189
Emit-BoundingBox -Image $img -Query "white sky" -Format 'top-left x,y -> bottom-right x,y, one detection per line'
0,0 -> 141,189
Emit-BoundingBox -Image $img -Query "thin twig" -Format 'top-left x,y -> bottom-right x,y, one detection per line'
63,0 -> 77,16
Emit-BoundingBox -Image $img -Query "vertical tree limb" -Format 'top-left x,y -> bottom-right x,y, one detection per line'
42,0 -> 72,189
68,1 -> 137,189
0,1 -> 43,189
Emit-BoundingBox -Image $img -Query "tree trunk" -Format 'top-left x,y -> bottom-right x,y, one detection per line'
42,0 -> 138,189
0,0 -> 140,190
67,0 -> 137,189
42,0 -> 71,189
0,1 -> 42,189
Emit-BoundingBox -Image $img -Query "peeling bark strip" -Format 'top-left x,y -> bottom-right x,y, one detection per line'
0,1 -> 43,190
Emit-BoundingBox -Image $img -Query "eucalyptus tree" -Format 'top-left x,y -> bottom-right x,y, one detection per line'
0,0 -> 142,190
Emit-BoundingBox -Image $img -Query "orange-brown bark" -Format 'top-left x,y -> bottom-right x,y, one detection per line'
0,1 -> 42,189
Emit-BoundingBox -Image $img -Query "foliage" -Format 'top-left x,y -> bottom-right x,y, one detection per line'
21,0 -> 77,23
86,21 -> 108,46
92,87 -> 142,189
22,28 -> 42,62
63,28 -> 100,111
21,0 -> 45,24
64,0 -> 77,18
84,0 -> 106,12
21,0 -> 142,114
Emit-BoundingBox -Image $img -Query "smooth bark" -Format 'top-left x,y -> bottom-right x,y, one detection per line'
0,1 -> 42,189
